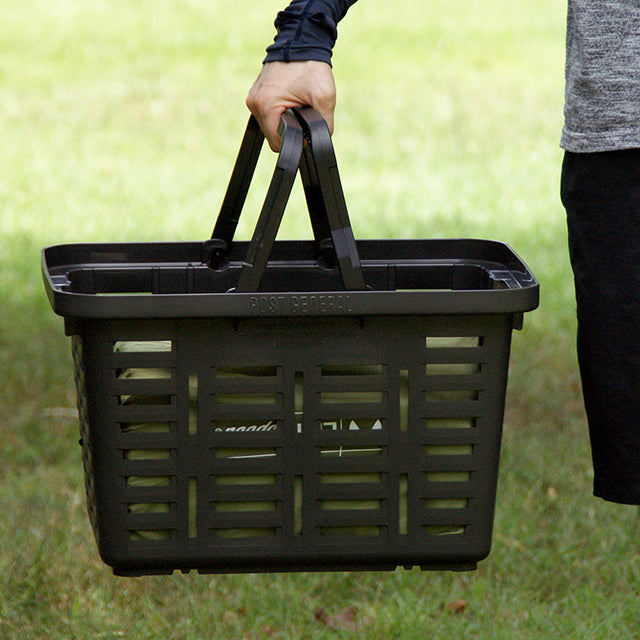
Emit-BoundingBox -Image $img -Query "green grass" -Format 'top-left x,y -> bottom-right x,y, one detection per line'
2,0 -> 639,638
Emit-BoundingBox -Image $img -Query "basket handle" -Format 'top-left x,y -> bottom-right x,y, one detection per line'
294,107 -> 366,291
207,110 -> 303,271
208,108 -> 365,292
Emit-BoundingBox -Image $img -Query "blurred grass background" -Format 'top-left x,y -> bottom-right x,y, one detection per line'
1,0 -> 639,638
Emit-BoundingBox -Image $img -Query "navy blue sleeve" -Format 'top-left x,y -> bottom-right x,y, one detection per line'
263,0 -> 358,66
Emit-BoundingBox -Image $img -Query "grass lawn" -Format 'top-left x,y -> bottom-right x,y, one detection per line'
1,0 -> 639,638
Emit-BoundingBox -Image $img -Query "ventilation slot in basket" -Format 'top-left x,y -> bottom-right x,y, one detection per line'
112,338 -> 180,542
420,335 -> 483,537
125,475 -> 176,541
310,364 -> 389,537
316,472 -> 386,538
422,441 -> 473,537
208,364 -> 284,539
209,444 -> 281,539
210,365 -> 282,434
316,363 -> 387,435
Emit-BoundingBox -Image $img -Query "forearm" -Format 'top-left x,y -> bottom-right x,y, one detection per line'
264,0 -> 358,65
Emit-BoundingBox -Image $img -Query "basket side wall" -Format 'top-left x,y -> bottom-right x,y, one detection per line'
72,312 -> 514,575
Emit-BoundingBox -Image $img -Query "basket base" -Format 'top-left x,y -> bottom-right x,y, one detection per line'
112,562 -> 479,577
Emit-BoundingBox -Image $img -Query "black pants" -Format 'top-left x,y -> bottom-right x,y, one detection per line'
562,149 -> 640,504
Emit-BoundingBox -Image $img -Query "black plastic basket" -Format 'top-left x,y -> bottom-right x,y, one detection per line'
42,108 -> 539,576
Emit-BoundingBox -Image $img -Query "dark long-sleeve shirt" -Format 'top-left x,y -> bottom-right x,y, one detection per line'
264,0 -> 358,65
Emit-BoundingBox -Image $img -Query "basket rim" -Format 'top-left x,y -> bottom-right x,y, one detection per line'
42,238 -> 539,320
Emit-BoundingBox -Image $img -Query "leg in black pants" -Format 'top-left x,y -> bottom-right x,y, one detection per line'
562,149 -> 640,505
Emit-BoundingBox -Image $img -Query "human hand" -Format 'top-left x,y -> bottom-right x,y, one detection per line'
246,61 -> 336,151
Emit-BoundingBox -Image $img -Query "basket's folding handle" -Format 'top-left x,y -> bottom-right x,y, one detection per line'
207,107 -> 366,292
294,107 -> 366,291
207,111 -> 303,272
234,113 -> 306,292
207,115 -> 263,260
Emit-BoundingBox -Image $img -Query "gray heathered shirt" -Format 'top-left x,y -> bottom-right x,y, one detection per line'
562,0 -> 640,152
